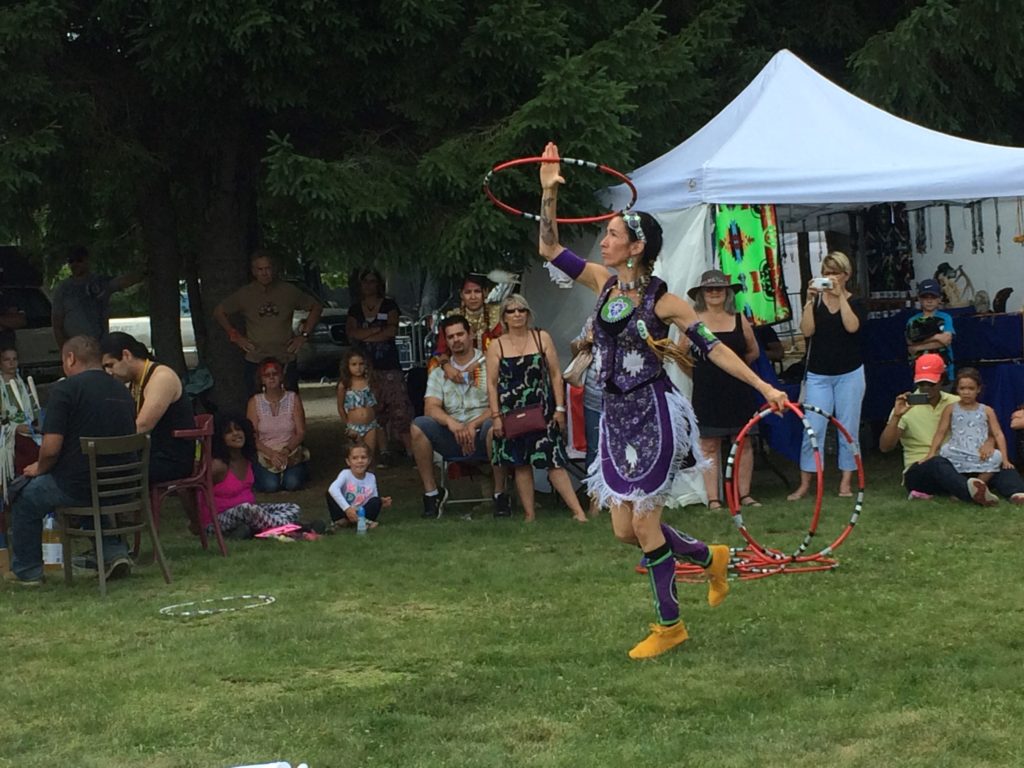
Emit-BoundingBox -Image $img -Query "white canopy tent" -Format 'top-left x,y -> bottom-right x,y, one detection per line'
602,48 -> 1024,216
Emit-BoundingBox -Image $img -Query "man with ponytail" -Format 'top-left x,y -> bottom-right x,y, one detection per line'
536,142 -> 788,660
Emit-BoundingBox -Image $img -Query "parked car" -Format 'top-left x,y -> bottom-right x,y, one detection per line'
294,304 -> 349,379
108,315 -> 199,369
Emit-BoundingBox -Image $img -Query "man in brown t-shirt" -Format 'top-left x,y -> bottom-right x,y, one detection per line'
213,250 -> 322,393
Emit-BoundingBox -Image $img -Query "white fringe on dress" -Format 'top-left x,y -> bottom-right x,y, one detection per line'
585,387 -> 709,516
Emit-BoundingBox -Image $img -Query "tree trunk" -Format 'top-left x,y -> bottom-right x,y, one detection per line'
137,171 -> 187,375
196,120 -> 260,410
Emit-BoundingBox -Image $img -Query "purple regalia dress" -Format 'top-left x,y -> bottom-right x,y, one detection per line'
586,276 -> 705,515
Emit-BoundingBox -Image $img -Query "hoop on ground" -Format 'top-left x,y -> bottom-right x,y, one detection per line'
661,401 -> 865,583
724,401 -> 864,574
482,156 -> 637,223
159,593 -> 276,618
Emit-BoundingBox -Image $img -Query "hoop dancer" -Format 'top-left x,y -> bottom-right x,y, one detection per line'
536,142 -> 788,659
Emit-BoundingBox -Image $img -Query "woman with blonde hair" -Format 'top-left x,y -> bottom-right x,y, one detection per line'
486,293 -> 588,522
788,251 -> 866,500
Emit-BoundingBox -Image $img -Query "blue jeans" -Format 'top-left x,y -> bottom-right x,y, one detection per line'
799,366 -> 866,473
412,415 -> 492,462
252,461 -> 309,492
10,474 -> 128,581
905,456 -> 1024,501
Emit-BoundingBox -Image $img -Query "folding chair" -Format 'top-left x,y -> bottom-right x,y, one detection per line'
58,433 -> 171,596
149,413 -> 227,556
433,452 -> 495,512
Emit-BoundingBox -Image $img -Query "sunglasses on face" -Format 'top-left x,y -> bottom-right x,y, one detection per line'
504,307 -> 528,315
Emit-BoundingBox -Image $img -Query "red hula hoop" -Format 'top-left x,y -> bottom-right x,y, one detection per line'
638,401 -> 866,584
482,156 -> 638,224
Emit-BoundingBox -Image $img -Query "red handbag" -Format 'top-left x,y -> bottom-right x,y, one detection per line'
502,403 -> 547,438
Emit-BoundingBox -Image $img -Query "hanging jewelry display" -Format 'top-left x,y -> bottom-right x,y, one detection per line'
914,210 -> 926,253
995,198 -> 1002,255
970,203 -> 978,254
976,200 -> 984,253
944,205 -> 954,253
816,215 -> 824,257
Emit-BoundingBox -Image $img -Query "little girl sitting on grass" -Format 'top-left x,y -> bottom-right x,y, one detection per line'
336,349 -> 382,465
200,411 -> 302,538
326,441 -> 392,529
923,367 -> 1011,488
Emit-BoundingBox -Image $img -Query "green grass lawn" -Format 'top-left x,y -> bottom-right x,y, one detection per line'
3,428 -> 1024,768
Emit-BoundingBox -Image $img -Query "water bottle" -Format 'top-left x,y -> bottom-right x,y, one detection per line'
356,507 -> 367,535
42,512 -> 63,572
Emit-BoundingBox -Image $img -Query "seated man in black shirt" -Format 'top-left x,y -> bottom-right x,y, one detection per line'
100,332 -> 195,484
5,336 -> 137,585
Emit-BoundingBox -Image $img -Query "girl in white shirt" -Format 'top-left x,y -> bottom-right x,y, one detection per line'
326,442 -> 392,528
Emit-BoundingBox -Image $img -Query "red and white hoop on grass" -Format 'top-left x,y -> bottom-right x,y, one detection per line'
666,401 -> 865,583
482,155 -> 638,223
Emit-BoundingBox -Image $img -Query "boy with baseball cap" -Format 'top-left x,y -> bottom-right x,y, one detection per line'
905,278 -> 955,380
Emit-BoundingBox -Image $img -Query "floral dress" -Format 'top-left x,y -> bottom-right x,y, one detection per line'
491,338 -> 568,469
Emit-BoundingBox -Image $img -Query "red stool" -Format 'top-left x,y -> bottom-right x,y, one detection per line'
149,413 -> 228,557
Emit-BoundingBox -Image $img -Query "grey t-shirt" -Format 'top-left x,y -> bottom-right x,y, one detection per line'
52,274 -> 114,339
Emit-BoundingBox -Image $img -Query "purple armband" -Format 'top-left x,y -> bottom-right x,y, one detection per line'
551,248 -> 586,280
685,321 -> 721,357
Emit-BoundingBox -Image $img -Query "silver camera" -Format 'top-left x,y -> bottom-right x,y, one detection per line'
811,277 -> 834,290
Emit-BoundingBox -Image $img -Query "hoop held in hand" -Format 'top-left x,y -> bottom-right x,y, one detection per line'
483,155 -> 637,224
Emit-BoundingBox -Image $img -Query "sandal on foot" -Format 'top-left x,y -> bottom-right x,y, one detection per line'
707,499 -> 724,510
786,490 -> 808,501
740,495 -> 762,508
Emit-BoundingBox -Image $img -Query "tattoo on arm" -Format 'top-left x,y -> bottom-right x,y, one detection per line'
540,194 -> 556,246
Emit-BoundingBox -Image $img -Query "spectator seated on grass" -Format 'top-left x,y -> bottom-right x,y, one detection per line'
879,353 -> 1024,505
410,315 -> 508,520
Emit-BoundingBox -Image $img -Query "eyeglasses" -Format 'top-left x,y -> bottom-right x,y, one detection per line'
504,307 -> 528,315
703,286 -> 726,292
622,212 -> 647,243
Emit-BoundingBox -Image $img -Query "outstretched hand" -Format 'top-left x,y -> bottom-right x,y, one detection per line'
540,142 -> 564,190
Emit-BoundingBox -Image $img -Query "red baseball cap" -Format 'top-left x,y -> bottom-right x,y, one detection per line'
914,353 -> 945,384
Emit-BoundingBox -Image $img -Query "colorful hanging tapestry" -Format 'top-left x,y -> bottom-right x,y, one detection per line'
713,204 -> 791,325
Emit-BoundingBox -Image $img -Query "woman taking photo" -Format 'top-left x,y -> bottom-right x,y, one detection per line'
787,251 -> 866,500
247,358 -> 310,492
486,293 -> 588,523
688,270 -> 761,509
535,142 -> 787,660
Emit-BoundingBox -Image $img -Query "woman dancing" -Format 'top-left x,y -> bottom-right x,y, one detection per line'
536,142 -> 788,659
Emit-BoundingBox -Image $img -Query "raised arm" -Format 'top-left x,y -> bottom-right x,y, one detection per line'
538,142 -> 611,294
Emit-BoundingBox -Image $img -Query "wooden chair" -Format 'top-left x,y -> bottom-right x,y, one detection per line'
149,413 -> 227,557
58,433 -> 171,596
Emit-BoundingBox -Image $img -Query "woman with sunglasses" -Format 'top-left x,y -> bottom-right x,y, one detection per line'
787,251 -> 865,501
486,294 -> 588,522
536,142 -> 788,660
